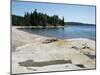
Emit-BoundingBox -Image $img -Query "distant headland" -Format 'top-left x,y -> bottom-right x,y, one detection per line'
65,22 -> 95,26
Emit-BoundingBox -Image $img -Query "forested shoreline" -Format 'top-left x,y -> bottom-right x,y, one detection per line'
65,22 -> 95,26
12,9 -> 64,27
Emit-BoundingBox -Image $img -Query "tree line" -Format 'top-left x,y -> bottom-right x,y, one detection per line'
12,9 -> 65,27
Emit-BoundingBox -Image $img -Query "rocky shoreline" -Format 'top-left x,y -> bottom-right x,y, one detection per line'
12,26 -> 96,74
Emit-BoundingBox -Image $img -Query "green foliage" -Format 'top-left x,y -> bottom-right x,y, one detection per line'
12,15 -> 24,26
12,9 -> 65,27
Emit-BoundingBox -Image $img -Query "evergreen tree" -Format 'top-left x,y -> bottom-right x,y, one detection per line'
12,9 -> 65,27
62,17 -> 65,26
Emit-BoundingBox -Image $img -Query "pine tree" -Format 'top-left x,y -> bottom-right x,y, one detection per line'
12,9 -> 65,27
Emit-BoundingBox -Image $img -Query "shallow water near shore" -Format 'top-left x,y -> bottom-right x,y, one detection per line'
18,25 -> 96,40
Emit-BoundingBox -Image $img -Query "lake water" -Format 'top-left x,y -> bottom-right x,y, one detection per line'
19,25 -> 96,40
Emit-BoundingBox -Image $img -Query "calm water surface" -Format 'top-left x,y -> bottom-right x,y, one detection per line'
19,25 -> 96,40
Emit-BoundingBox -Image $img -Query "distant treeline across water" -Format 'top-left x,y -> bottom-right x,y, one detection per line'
12,9 -> 64,27
65,22 -> 95,26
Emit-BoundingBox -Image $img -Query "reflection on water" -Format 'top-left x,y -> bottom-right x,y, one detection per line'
17,25 -> 96,40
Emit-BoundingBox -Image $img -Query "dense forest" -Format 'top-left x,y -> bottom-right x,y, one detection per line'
12,9 -> 65,27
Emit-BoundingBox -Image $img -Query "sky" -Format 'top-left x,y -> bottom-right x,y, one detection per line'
12,0 -> 96,24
